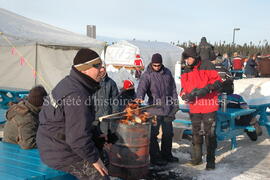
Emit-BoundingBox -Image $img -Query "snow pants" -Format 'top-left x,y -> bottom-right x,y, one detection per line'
190,111 -> 217,163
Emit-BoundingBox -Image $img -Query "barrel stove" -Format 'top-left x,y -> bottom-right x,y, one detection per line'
108,120 -> 151,180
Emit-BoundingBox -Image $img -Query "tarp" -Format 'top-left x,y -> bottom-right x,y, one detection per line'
0,8 -> 106,91
0,8 -> 105,50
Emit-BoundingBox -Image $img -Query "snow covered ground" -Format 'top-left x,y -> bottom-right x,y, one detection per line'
150,78 -> 270,180
234,78 -> 270,106
167,127 -> 270,180
111,127 -> 270,180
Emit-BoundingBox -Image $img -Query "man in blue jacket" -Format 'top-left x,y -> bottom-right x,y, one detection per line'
37,49 -> 108,179
136,53 -> 179,166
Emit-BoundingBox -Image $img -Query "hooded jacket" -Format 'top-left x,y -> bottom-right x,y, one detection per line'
3,100 -> 40,149
136,64 -> 178,117
181,60 -> 222,114
196,37 -> 216,61
37,67 -> 100,169
93,74 -> 119,120
244,58 -> 258,76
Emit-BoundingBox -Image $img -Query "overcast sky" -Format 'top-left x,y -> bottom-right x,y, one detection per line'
1,0 -> 269,45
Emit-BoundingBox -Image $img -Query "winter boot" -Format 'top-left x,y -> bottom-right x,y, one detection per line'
165,154 -> 179,163
150,154 -> 168,166
246,131 -> 258,141
206,137 -> 216,170
250,117 -> 262,136
150,158 -> 168,166
206,151 -> 215,170
206,161 -> 215,170
186,144 -> 203,166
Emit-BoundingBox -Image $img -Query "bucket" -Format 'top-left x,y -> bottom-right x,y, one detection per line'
108,121 -> 151,180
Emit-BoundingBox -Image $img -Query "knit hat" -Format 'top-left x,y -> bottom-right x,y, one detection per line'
123,80 -> 134,90
151,53 -> 163,64
28,85 -> 48,107
182,47 -> 198,59
73,48 -> 102,71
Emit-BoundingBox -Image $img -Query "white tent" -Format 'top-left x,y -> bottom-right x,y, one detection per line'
103,40 -> 184,91
104,40 -> 184,74
0,8 -> 106,91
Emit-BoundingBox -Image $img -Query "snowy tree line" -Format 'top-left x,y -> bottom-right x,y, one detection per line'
174,40 -> 270,57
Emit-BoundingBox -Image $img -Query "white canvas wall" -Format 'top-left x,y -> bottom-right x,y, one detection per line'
104,40 -> 183,75
0,45 -> 36,89
36,45 -> 78,91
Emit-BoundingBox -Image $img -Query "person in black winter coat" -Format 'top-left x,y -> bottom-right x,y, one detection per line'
244,55 -> 258,78
117,80 -> 136,112
196,37 -> 216,62
93,68 -> 119,119
37,49 -> 109,180
93,68 -> 119,135
136,53 -> 179,166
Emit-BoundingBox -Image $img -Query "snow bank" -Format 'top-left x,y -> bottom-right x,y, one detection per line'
234,78 -> 270,105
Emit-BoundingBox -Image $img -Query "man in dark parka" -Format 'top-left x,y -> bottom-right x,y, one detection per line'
196,37 -> 216,62
37,49 -> 108,180
136,53 -> 179,166
93,67 -> 119,134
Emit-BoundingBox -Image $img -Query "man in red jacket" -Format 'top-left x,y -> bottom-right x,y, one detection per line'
180,47 -> 222,170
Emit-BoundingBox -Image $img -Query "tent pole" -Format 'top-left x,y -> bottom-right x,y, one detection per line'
34,43 -> 38,86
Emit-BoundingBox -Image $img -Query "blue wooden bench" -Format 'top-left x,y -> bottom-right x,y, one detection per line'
0,87 -> 29,125
173,119 -> 192,135
0,142 -> 76,180
249,103 -> 270,136
175,107 -> 256,149
0,109 -> 6,125
230,70 -> 244,79
0,88 -> 29,109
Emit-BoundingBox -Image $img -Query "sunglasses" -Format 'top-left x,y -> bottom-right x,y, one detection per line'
152,64 -> 161,67
92,63 -> 102,69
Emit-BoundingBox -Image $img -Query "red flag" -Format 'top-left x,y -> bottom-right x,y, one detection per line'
11,48 -> 16,55
20,57 -> 25,65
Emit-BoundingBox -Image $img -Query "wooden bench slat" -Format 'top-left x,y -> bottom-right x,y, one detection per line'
0,165 -> 45,179
0,156 -> 59,174
0,142 -> 73,180
0,171 -> 25,180
0,143 -> 39,156
0,148 -> 41,161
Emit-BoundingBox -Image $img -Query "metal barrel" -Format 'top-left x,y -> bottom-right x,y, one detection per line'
108,121 -> 151,180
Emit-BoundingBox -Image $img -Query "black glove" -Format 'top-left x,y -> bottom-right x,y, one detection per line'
92,136 -> 106,150
191,87 -> 210,98
181,93 -> 196,102
107,130 -> 118,144
206,81 -> 223,91
182,87 -> 209,102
